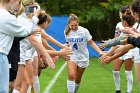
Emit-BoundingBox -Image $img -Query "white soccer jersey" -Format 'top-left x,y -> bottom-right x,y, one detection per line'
65,26 -> 92,61
116,22 -> 124,29
116,22 -> 125,36
34,33 -> 42,43
115,22 -> 133,60
131,22 -> 140,63
133,22 -> 140,32
18,15 -> 42,64
33,27 -> 43,43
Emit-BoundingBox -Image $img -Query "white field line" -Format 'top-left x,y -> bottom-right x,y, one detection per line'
43,62 -> 67,93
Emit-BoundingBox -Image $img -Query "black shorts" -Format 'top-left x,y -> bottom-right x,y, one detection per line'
9,68 -> 17,81
8,37 -> 25,71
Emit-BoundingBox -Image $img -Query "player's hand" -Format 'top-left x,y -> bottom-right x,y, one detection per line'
123,27 -> 135,34
51,56 -> 59,62
114,45 -> 125,54
99,55 -> 112,64
60,47 -> 73,56
62,55 -> 71,61
42,56 -> 56,70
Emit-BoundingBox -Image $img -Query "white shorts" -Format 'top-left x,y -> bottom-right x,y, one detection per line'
119,49 -> 133,60
25,47 -> 36,61
72,60 -> 89,68
131,47 -> 140,63
19,38 -> 32,65
32,51 -> 38,57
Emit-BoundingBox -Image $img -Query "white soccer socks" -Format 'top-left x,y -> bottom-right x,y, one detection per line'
113,71 -> 120,91
113,70 -> 133,93
12,89 -> 19,93
74,83 -> 80,93
27,85 -> 32,93
125,71 -> 133,93
67,80 -> 75,93
33,76 -> 40,93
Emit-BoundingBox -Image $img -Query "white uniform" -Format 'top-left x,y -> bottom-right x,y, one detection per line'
19,32 -> 42,64
18,13 -> 42,65
19,38 -> 32,64
25,33 -> 42,61
131,22 -> 140,63
65,26 -> 92,68
115,22 -> 133,60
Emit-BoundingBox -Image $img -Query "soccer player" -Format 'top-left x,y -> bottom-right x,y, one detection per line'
100,0 -> 140,89
0,0 -> 41,92
100,6 -> 135,93
64,14 -> 103,93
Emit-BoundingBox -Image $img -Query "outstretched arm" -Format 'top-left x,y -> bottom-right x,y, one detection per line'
28,35 -> 55,69
42,38 -> 56,50
127,36 -> 140,48
88,39 -> 103,55
99,44 -> 134,64
42,38 -> 72,59
103,35 -> 126,48
41,31 -> 66,48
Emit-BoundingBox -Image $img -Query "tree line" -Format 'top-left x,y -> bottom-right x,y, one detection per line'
36,0 -> 132,41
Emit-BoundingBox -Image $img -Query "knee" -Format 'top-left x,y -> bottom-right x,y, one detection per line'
14,82 -> 22,91
68,73 -> 75,80
26,78 -> 34,86
29,80 -> 34,86
9,81 -> 14,89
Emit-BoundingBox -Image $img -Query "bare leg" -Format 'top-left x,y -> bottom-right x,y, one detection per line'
20,71 -> 29,93
14,65 -> 25,91
134,63 -> 140,87
74,66 -> 85,93
9,81 -> 15,93
25,60 -> 34,86
67,61 -> 77,93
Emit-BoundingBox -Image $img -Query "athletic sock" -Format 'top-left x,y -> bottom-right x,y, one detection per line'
33,76 -> 40,93
113,71 -> 120,91
74,83 -> 80,93
27,85 -> 32,93
67,80 -> 75,93
125,71 -> 133,93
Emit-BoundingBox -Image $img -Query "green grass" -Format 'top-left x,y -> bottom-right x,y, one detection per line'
39,58 -> 140,93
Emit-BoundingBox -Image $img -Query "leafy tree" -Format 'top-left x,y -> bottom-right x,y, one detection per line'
36,0 -> 133,40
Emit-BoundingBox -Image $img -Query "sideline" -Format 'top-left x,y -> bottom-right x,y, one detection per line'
43,62 -> 67,93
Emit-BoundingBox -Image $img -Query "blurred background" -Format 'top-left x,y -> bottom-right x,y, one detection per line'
36,0 -> 133,41
36,0 -> 133,57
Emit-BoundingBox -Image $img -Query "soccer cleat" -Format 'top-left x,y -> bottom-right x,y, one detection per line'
115,90 -> 121,93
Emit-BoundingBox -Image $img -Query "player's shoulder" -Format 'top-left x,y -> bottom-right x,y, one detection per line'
116,22 -> 123,29
78,26 -> 89,32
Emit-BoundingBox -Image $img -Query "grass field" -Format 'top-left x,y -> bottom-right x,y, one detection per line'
39,58 -> 140,93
